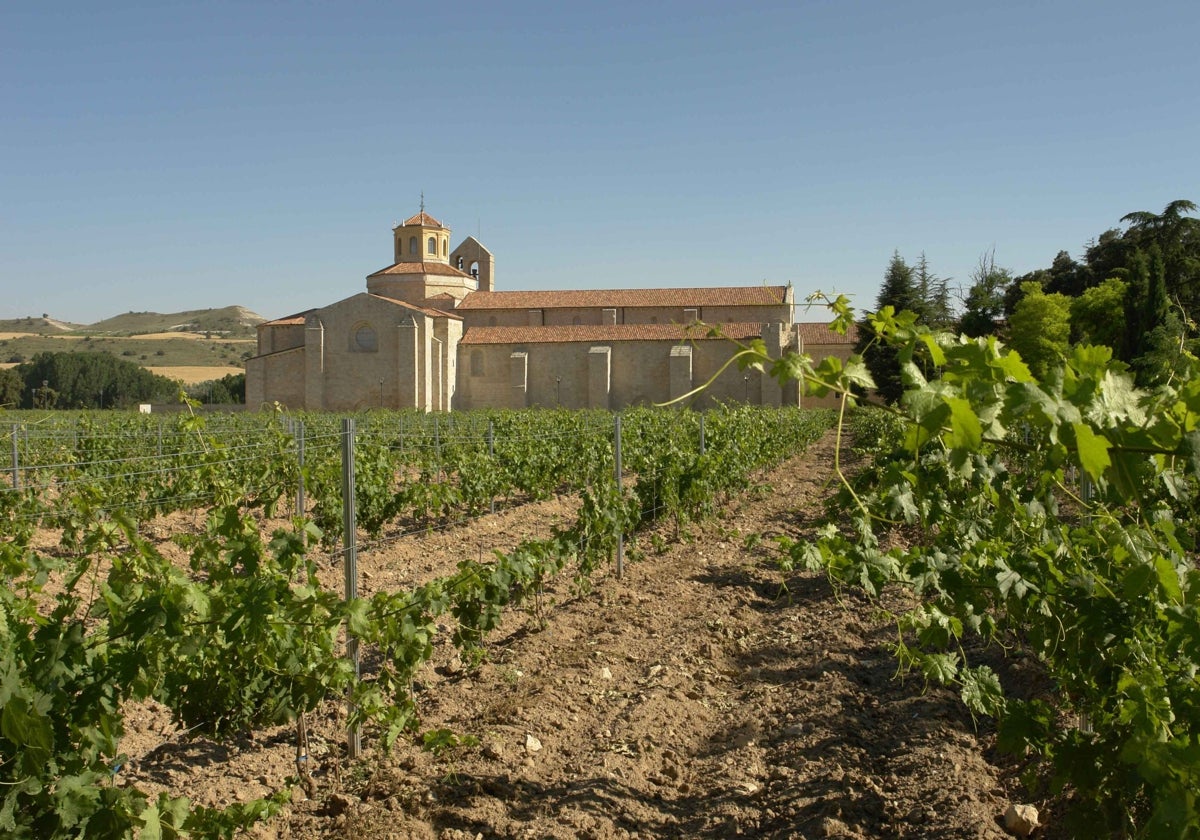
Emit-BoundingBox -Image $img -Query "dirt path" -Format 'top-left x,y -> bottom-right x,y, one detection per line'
124,431 -> 1043,839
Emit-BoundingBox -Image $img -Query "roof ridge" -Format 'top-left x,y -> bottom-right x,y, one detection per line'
459,321 -> 771,345
458,286 -> 788,309
400,211 -> 444,228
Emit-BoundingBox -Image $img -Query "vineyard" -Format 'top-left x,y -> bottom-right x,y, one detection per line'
1,404 -> 832,838
4,298 -> 1200,839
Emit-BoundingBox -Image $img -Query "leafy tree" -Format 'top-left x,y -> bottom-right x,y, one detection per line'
1043,250 -> 1092,297
1009,201 -> 1199,385
959,250 -> 1012,337
1007,282 -> 1071,380
1120,199 -> 1200,310
1084,228 -> 1137,286
188,372 -> 246,405
0,368 -> 24,408
15,352 -> 179,409
1069,277 -> 1127,349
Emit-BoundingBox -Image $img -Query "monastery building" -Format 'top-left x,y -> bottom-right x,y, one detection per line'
245,211 -> 854,411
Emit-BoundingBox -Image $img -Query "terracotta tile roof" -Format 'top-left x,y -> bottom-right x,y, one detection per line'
457,286 -> 789,310
247,345 -> 305,361
400,212 -> 443,228
422,293 -> 459,312
258,309 -> 317,328
797,322 -> 859,346
367,261 -> 469,279
371,294 -> 463,321
460,322 -> 768,346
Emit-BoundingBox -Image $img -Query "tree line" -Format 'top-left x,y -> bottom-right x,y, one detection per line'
860,199 -> 1199,399
0,352 -> 244,409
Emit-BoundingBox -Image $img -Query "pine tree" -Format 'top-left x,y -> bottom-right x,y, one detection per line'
914,252 -> 952,327
857,252 -> 921,403
1123,246 -> 1171,383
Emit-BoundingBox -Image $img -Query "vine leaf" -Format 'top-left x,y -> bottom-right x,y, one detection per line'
1122,563 -> 1156,600
1072,422 -> 1112,481
1,696 -> 52,760
1155,557 -> 1184,605
920,651 -> 960,685
996,559 -> 1037,599
139,802 -> 162,840
946,398 -> 982,450
960,666 -> 1005,717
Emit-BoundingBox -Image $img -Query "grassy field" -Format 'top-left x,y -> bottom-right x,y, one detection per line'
146,365 -> 245,384
0,334 -> 254,369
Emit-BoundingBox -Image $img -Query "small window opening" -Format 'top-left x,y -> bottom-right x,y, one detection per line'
352,323 -> 378,353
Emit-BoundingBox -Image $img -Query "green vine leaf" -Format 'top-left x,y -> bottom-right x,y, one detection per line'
1072,422 -> 1112,481
946,397 -> 982,450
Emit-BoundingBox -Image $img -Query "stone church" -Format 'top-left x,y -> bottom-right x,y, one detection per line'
245,211 -> 854,411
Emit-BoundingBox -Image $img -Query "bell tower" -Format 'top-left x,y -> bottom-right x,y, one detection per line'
392,199 -> 451,264
367,202 -> 481,306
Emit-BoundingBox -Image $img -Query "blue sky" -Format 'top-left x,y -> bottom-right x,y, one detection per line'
3,1 -> 1197,324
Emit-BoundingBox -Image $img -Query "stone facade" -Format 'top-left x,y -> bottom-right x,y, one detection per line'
245,211 -> 856,412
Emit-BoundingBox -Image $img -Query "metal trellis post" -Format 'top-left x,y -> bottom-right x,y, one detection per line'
10,424 -> 18,490
296,420 -> 306,519
487,419 -> 495,515
340,418 -> 362,759
434,415 -> 442,482
614,414 -> 624,579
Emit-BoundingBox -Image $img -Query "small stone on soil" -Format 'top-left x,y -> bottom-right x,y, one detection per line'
1002,803 -> 1040,837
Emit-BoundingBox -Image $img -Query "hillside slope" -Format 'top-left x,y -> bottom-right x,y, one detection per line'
84,306 -> 264,337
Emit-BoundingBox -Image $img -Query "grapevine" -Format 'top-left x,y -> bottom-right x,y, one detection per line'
753,296 -> 1200,838
0,403 -> 830,837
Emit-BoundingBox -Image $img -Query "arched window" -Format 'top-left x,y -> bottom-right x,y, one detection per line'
409,236 -> 418,255
427,236 -> 436,255
457,256 -> 464,270
441,238 -> 448,256
470,350 -> 484,377
352,322 -> 377,353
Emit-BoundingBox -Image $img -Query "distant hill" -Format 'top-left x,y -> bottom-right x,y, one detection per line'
0,316 -> 82,333
0,306 -> 264,339
83,306 -> 264,338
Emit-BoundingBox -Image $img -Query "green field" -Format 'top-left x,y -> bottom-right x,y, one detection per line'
0,333 -> 254,367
